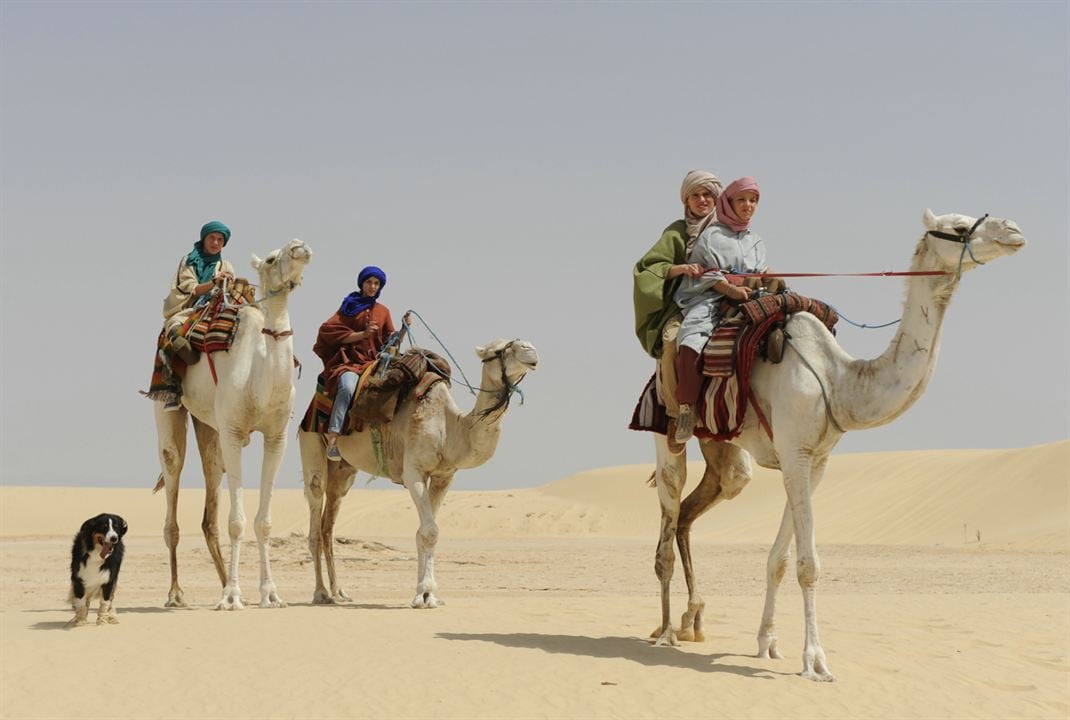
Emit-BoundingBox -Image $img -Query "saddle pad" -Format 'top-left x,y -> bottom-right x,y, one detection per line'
182,301 -> 243,354
702,323 -> 742,378
628,373 -> 670,435
299,375 -> 355,435
740,292 -> 838,332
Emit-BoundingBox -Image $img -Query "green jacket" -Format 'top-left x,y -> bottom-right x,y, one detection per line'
633,220 -> 687,358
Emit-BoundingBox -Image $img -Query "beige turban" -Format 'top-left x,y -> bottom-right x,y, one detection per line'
679,170 -> 724,243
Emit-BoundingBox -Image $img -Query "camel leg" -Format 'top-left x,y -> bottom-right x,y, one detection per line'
404,467 -> 441,609
757,455 -> 830,666
216,426 -> 247,610
155,403 -> 189,608
192,418 -> 226,587
756,503 -> 792,660
322,460 -> 357,603
301,432 -> 331,604
676,441 -> 752,642
782,452 -> 834,681
414,474 -> 454,608
650,432 -> 687,646
254,428 -> 287,608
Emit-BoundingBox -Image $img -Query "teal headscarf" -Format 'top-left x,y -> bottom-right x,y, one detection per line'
200,220 -> 231,245
186,220 -> 231,283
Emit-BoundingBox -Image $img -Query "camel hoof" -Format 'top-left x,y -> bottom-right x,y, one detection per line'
757,636 -> 784,659
259,592 -> 287,609
334,589 -> 353,603
802,649 -> 835,682
650,626 -> 679,647
215,592 -> 245,611
312,592 -> 336,605
165,591 -> 187,608
410,592 -> 443,609
677,626 -> 704,642
66,615 -> 88,628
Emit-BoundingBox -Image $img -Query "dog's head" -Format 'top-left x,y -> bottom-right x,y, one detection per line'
78,514 -> 128,561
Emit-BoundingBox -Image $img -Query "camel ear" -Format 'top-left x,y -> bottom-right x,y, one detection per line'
250,253 -> 263,271
474,345 -> 489,360
922,208 -> 938,230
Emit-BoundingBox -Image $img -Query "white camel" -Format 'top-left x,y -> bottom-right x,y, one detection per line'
300,338 -> 539,608
650,210 -> 1024,681
154,238 -> 312,610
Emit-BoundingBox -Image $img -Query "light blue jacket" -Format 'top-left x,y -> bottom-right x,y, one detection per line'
674,222 -> 768,312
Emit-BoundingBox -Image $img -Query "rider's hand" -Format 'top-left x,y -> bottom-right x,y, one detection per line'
727,285 -> 751,302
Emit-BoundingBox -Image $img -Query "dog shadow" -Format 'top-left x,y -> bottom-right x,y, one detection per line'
28,605 -> 178,630
434,632 -> 791,678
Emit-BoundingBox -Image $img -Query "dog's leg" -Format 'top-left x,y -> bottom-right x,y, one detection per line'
68,594 -> 89,628
99,575 -> 120,625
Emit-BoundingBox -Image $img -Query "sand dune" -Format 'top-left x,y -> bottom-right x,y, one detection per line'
0,442 -> 1067,719
4,441 -> 1065,547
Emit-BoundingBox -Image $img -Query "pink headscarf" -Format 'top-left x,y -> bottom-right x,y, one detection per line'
715,177 -> 761,233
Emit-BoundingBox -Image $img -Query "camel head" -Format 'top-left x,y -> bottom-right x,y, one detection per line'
251,238 -> 313,296
471,339 -> 539,418
475,338 -> 539,385
921,209 -> 1025,273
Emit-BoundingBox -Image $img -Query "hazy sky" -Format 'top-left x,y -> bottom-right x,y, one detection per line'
2,1 -> 1067,492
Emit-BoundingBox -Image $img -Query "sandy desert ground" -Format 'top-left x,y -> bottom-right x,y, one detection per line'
1,441 -> 1067,719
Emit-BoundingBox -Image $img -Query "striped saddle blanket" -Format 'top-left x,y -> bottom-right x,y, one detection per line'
632,292 -> 838,442
181,297 -> 244,354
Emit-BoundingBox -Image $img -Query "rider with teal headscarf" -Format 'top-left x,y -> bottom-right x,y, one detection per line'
155,220 -> 236,409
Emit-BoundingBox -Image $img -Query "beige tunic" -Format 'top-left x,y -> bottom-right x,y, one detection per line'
162,255 -> 235,320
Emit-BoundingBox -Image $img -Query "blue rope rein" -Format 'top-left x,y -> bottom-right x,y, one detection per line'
826,306 -> 901,330
400,310 -> 479,396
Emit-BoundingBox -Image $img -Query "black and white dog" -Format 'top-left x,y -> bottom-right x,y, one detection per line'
68,513 -> 127,627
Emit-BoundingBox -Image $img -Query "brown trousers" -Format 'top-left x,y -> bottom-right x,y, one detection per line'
675,346 -> 703,408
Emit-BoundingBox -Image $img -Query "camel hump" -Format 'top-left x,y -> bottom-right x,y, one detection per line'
382,348 -> 450,385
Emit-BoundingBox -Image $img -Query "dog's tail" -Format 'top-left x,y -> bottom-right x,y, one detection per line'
152,474 -> 164,494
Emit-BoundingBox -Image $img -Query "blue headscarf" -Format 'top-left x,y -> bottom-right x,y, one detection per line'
339,266 -> 387,317
185,221 -> 231,284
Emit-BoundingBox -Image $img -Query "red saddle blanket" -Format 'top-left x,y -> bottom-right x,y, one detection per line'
631,292 -> 838,442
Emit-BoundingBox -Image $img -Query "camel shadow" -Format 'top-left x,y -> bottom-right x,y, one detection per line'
287,601 -> 403,611
435,632 -> 791,678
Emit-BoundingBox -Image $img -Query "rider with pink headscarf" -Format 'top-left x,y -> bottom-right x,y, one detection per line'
672,176 -> 767,443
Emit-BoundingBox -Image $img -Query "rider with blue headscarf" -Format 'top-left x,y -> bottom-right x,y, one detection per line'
314,265 -> 411,460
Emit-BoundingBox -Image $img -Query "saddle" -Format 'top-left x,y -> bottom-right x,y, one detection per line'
173,280 -> 257,362
698,291 -> 839,440
348,349 -> 452,426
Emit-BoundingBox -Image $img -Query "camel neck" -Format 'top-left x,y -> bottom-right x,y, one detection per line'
258,292 -> 292,335
836,242 -> 957,430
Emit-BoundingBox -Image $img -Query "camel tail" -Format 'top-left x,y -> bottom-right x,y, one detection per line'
645,470 -> 657,488
152,474 -> 165,494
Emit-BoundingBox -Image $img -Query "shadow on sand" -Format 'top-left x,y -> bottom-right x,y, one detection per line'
436,632 -> 792,678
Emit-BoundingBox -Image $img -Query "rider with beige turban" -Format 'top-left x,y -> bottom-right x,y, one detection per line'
632,170 -> 724,423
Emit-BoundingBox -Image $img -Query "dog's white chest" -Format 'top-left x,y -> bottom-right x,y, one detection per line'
78,559 -> 112,591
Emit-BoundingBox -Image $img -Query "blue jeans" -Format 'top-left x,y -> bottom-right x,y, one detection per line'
328,371 -> 359,434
